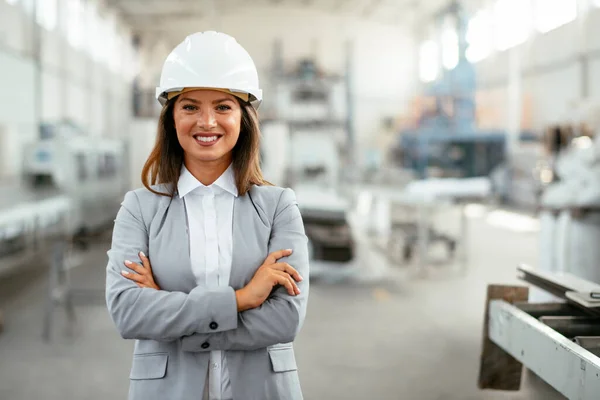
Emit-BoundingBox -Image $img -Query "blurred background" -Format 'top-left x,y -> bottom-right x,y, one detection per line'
3,0 -> 600,399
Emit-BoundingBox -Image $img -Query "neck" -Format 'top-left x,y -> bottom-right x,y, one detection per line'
184,155 -> 232,186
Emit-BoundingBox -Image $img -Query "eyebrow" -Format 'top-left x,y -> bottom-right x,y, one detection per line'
179,97 -> 235,104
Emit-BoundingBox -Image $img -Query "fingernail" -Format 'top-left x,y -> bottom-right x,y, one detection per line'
124,260 -> 132,265
121,270 -> 129,276
286,249 -> 293,253
139,251 -> 145,257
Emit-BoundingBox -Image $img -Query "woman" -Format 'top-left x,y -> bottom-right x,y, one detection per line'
105,31 -> 309,400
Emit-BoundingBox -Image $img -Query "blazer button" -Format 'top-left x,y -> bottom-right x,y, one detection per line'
201,342 -> 210,349
209,322 -> 218,330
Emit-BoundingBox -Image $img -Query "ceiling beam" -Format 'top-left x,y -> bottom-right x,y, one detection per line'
108,0 -> 202,4
108,0 -> 208,15
113,0 -> 413,33
124,14 -> 207,31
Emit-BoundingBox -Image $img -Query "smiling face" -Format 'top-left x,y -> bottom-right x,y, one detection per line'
173,89 -> 242,170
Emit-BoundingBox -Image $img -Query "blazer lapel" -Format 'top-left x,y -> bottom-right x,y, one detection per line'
150,195 -> 197,293
229,193 -> 270,289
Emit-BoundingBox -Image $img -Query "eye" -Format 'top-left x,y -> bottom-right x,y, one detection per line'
182,104 -> 197,111
216,104 -> 232,112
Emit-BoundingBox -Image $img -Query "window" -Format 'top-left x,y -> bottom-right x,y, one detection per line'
419,40 -> 439,82
493,0 -> 532,51
87,4 -> 111,63
76,153 -> 88,182
122,38 -> 140,80
87,3 -> 102,60
534,0 -> 577,33
98,153 -> 117,178
466,10 -> 492,63
106,15 -> 120,71
36,0 -> 57,31
67,0 -> 85,48
441,28 -> 458,70
111,34 -> 128,73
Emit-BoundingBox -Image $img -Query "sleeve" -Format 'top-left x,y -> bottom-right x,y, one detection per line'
105,191 -> 238,341
180,188 -> 310,352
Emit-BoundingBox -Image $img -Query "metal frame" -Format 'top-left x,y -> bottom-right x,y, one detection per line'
368,187 -> 470,273
42,234 -> 107,342
483,265 -> 600,398
488,299 -> 600,399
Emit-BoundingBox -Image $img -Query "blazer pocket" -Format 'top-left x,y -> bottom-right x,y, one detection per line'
130,352 -> 168,380
268,347 -> 298,373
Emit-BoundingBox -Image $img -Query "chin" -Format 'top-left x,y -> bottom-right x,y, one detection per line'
188,149 -> 227,162
191,153 -> 221,162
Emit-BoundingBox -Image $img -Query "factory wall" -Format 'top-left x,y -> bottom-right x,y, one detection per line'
137,6 -> 417,151
475,7 -> 600,133
0,0 -> 133,179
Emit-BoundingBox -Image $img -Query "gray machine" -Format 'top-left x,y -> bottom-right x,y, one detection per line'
23,124 -> 128,238
0,123 -> 128,338
264,58 -> 356,265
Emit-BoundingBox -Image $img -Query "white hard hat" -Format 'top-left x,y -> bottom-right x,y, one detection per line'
156,31 -> 263,109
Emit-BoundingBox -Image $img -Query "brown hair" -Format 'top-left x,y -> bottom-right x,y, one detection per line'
141,97 -> 271,197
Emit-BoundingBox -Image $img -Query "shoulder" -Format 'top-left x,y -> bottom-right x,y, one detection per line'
249,185 -> 297,210
249,185 -> 300,225
121,184 -> 174,219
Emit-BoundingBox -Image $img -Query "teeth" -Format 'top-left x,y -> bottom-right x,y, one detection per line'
195,136 -> 218,142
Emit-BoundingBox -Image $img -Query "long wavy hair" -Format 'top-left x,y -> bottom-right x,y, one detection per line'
141,96 -> 271,197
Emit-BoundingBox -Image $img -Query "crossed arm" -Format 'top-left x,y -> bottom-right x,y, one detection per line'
105,189 -> 310,349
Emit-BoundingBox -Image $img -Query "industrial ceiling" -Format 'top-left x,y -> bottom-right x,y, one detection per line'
105,0 -> 463,44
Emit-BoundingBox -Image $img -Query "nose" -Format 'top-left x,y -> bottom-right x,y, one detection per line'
196,109 -> 217,130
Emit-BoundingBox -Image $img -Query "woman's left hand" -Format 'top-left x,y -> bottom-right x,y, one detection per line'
122,252 -> 161,290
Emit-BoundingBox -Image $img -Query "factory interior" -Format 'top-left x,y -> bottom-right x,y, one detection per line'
4,0 -> 600,399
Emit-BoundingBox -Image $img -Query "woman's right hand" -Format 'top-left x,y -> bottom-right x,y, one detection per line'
235,249 -> 303,312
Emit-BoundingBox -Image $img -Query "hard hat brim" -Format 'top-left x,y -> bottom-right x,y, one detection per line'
156,87 -> 262,109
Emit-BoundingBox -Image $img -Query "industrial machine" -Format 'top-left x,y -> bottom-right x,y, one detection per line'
0,121 -> 128,338
479,265 -> 600,399
1,120 -> 127,278
392,1 -> 532,180
22,122 -> 128,238
263,57 -> 356,265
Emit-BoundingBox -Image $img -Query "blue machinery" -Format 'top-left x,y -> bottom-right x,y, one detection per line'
396,1 -> 531,179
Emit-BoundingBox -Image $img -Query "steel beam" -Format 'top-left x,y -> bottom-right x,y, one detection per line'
518,264 -> 600,299
489,299 -> 600,399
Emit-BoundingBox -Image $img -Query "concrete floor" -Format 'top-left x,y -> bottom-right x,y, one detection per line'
0,206 -> 565,400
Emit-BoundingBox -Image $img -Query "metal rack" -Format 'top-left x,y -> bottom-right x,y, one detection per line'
479,264 -> 600,399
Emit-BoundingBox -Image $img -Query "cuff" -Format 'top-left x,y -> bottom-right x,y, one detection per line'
190,285 -> 238,333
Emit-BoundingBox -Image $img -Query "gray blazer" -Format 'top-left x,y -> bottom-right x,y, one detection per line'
105,184 -> 309,400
